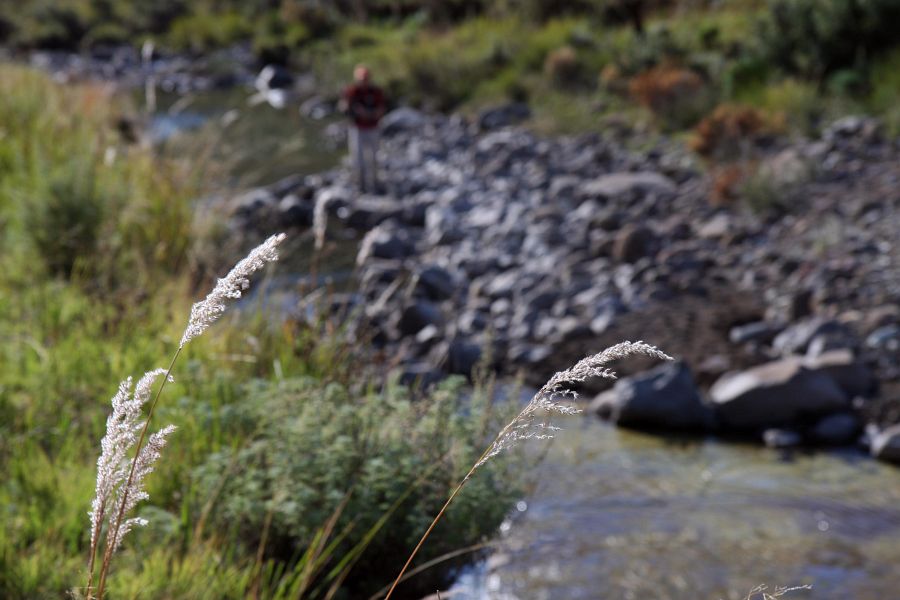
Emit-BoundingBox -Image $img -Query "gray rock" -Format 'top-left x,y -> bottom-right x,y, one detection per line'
866,324 -> 900,351
612,225 -> 657,263
772,318 -> 857,356
763,428 -> 802,448
729,321 -> 782,345
803,349 -> 876,399
871,424 -> 900,463
709,357 -> 850,429
340,196 -> 405,230
357,227 -> 416,264
448,340 -> 483,377
591,361 -> 713,430
809,413 -> 860,445
232,188 -> 276,218
277,194 -> 313,227
579,172 -> 675,202
397,300 -> 443,336
416,265 -> 456,301
478,102 -> 531,131
381,107 -> 428,136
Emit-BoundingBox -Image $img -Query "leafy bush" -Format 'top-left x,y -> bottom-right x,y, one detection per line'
193,375 -> 521,598
544,45 -> 586,89
167,11 -> 253,53
763,0 -> 900,81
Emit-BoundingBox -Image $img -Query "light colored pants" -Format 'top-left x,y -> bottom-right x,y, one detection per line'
349,126 -> 379,193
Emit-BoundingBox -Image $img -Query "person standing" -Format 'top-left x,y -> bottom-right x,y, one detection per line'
340,65 -> 386,193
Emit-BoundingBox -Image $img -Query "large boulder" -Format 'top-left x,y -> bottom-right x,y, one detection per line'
591,361 -> 713,430
803,349 -> 876,399
772,317 -> 857,356
870,424 -> 900,463
809,413 -> 861,445
709,357 -> 850,429
380,107 -> 428,136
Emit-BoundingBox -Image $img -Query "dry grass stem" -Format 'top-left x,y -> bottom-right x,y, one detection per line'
383,341 -> 671,600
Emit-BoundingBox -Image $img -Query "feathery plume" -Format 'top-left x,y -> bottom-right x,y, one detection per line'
473,341 -> 671,471
180,233 -> 286,348
89,233 -> 288,600
89,370 -> 174,561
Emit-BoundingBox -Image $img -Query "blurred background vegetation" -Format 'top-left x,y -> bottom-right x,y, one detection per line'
2,1 -> 900,134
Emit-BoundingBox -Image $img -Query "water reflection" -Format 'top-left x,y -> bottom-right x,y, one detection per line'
452,417 -> 900,599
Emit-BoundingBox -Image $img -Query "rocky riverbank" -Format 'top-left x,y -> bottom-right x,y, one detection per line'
226,108 -> 900,461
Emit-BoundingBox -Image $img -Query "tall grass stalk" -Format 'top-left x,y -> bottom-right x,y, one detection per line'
86,233 -> 286,600
383,341 -> 671,599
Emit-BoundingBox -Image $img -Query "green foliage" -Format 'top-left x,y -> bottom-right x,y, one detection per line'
25,159 -> 105,278
763,0 -> 900,81
194,375 -> 520,598
168,11 -> 253,53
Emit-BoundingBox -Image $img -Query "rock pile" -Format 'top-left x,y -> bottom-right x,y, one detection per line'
228,108 -> 900,461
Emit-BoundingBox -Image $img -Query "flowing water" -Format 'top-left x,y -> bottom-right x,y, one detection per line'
451,418 -> 900,600
155,95 -> 900,600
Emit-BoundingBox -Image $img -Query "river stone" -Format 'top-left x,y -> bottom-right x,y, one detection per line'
772,318 -> 857,356
478,102 -> 531,130
578,171 -> 675,202
612,225 -> 657,263
277,194 -> 313,227
341,196 -> 405,230
809,412 -> 861,445
397,300 -> 443,336
448,339 -> 483,377
870,424 -> 900,463
357,227 -> 416,263
729,321 -> 782,345
803,349 -> 876,399
709,357 -> 850,429
380,107 -> 428,136
412,265 -> 454,301
591,361 -> 713,430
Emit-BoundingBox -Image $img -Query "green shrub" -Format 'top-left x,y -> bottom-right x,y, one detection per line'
25,161 -> 105,278
763,0 -> 900,81
167,11 -> 253,53
193,375 -> 520,598
544,45 -> 586,89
